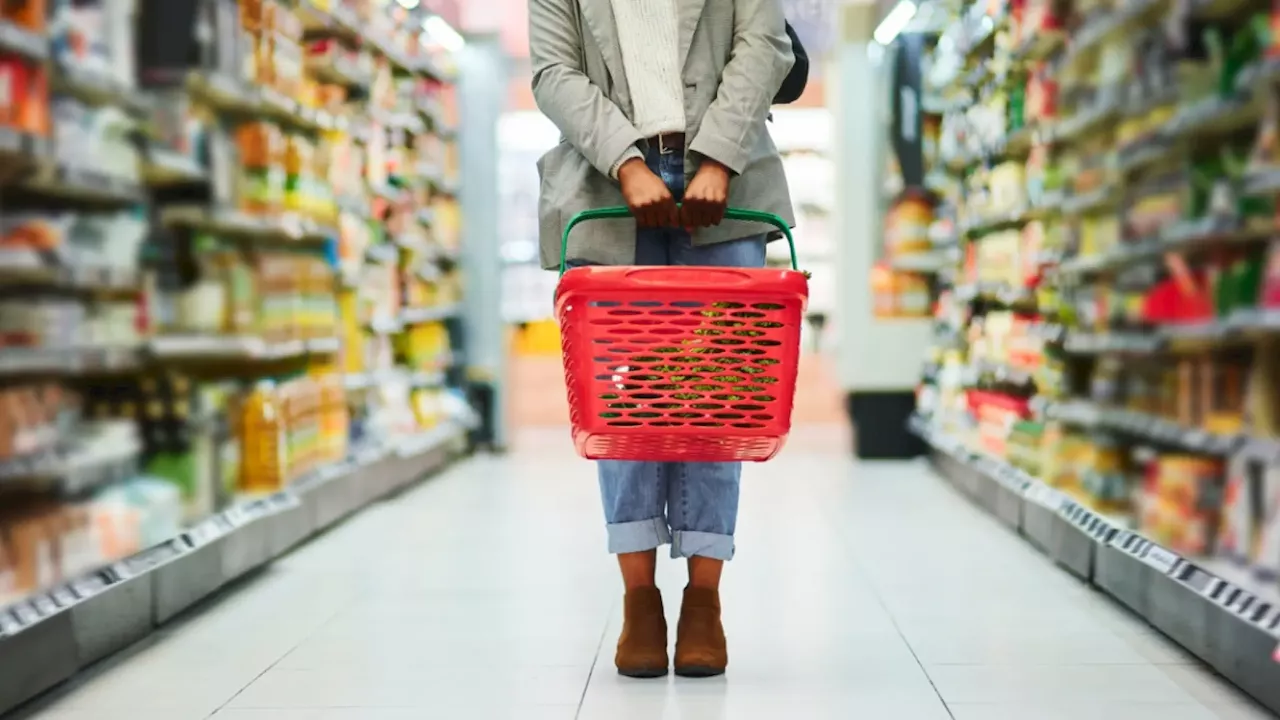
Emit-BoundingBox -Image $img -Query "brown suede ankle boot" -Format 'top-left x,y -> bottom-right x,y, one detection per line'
615,587 -> 668,678
674,586 -> 727,677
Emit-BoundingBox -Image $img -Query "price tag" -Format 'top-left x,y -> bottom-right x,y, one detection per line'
30,594 -> 57,617
49,586 -> 76,608
1141,544 -> 1179,574
10,603 -> 38,628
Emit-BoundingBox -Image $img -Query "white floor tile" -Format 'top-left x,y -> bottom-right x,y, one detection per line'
14,429 -> 1273,719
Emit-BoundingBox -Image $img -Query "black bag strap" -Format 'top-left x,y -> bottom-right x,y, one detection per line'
773,22 -> 809,105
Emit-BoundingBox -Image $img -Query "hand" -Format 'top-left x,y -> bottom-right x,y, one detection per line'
681,160 -> 730,229
618,159 -> 678,228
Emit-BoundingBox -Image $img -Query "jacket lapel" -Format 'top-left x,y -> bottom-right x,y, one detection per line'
678,0 -> 706,72
577,0 -> 630,104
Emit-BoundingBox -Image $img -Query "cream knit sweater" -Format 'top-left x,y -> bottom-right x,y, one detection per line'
608,0 -> 686,176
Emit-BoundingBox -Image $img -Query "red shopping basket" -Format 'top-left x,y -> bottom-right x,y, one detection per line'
555,206 -> 809,462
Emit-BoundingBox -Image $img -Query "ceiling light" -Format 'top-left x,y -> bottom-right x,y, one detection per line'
422,15 -> 465,52
873,0 -> 918,45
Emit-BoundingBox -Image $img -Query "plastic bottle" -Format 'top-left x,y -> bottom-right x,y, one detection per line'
240,381 -> 283,493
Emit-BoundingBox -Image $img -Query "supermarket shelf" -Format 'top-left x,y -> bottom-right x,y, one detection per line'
0,346 -> 143,376
911,416 -> 1280,716
162,206 -> 336,244
401,303 -> 461,325
1043,399 -> 1243,455
0,19 -> 47,61
148,335 -> 340,361
1061,307 -> 1280,356
0,422 -> 466,716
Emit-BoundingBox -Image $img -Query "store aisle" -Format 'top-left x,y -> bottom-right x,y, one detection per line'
15,427 -> 1276,720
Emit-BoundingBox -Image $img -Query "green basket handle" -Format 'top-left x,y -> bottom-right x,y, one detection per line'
559,206 -> 798,276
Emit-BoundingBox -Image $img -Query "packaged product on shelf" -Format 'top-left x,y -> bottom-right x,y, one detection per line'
241,380 -> 283,494
1140,455 -> 1225,556
0,54 -> 49,136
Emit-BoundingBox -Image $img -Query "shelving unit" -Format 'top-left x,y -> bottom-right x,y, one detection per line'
898,0 -> 1280,711
0,1 -> 472,711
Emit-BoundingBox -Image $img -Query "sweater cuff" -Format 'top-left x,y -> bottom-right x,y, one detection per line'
609,146 -> 645,180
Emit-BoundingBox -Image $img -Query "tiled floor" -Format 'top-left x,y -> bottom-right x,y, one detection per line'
15,427 -> 1278,719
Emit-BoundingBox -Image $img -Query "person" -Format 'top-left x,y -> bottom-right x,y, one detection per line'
529,0 -> 796,679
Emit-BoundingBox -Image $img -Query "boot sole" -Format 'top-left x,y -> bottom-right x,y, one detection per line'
618,667 -> 669,679
675,665 -> 725,678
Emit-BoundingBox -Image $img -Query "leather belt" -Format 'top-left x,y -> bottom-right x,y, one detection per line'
648,133 -> 685,155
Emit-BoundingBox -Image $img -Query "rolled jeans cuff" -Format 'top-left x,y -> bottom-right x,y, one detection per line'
606,517 -> 671,555
671,530 -> 735,561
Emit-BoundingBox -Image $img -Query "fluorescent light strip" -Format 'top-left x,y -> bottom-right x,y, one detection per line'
873,0 -> 918,45
422,14 -> 466,52
395,0 -> 420,8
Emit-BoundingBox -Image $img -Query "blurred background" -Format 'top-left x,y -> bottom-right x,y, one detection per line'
1,0 -> 1279,717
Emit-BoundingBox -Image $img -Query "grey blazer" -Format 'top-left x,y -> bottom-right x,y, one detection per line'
529,0 -> 797,270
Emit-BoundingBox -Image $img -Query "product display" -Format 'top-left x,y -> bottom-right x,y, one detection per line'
906,0 -> 1280,713
0,2 -> 470,713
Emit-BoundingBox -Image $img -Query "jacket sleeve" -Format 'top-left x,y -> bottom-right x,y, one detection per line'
529,0 -> 644,178
689,0 -> 794,174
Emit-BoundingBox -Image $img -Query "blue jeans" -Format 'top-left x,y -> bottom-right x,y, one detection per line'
598,146 -> 766,561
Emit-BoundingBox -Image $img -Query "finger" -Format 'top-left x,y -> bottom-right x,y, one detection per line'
709,199 -> 726,226
663,199 -> 679,228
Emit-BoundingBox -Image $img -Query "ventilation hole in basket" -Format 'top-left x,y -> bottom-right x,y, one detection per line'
592,338 -> 616,344
589,319 -> 623,326
692,421 -> 727,427
599,412 -> 622,418
686,364 -> 718,373
631,355 -> 663,363
630,319 -> 662,326
630,392 -> 662,400
752,303 -> 785,310
716,357 -> 744,365
736,348 -> 765,356
667,374 -> 705,383
692,329 -> 724,336
732,422 -> 766,429
672,301 -> 705,307
733,330 -> 766,337
689,384 -> 721,392
755,321 -> 784,328
607,309 -> 642,316
688,347 -> 725,355
732,403 -> 766,411
607,421 -> 643,427
630,374 -> 663,382
590,301 -> 621,307
733,384 -> 767,392
670,318 -> 701,326
711,374 -> 745,383
610,347 -> 638,354
713,412 -> 745,419
710,339 -> 745,346
697,310 -> 724,318
711,393 -> 745,401
757,377 -> 779,384
593,356 -> 618,363
672,412 -> 705,419
752,394 -> 777,402
711,301 -> 745,309
740,366 -> 765,375
599,393 -> 620,400
648,364 -> 679,372
652,328 -> 684,336
630,301 -> 663,307
652,403 -> 683,409
710,320 -> 744,327
607,328 -> 641,335
758,358 -> 781,366
752,414 -> 775,420
653,346 -> 680,353
650,421 -> 685,427
731,311 -> 765,318
629,412 -> 662,418
617,383 -> 643,390
606,402 -> 640,409
690,403 -> 725,410
652,309 -> 683,316
753,340 -> 782,347
652,384 -> 681,391
671,392 -> 704,400
594,374 -> 615,381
